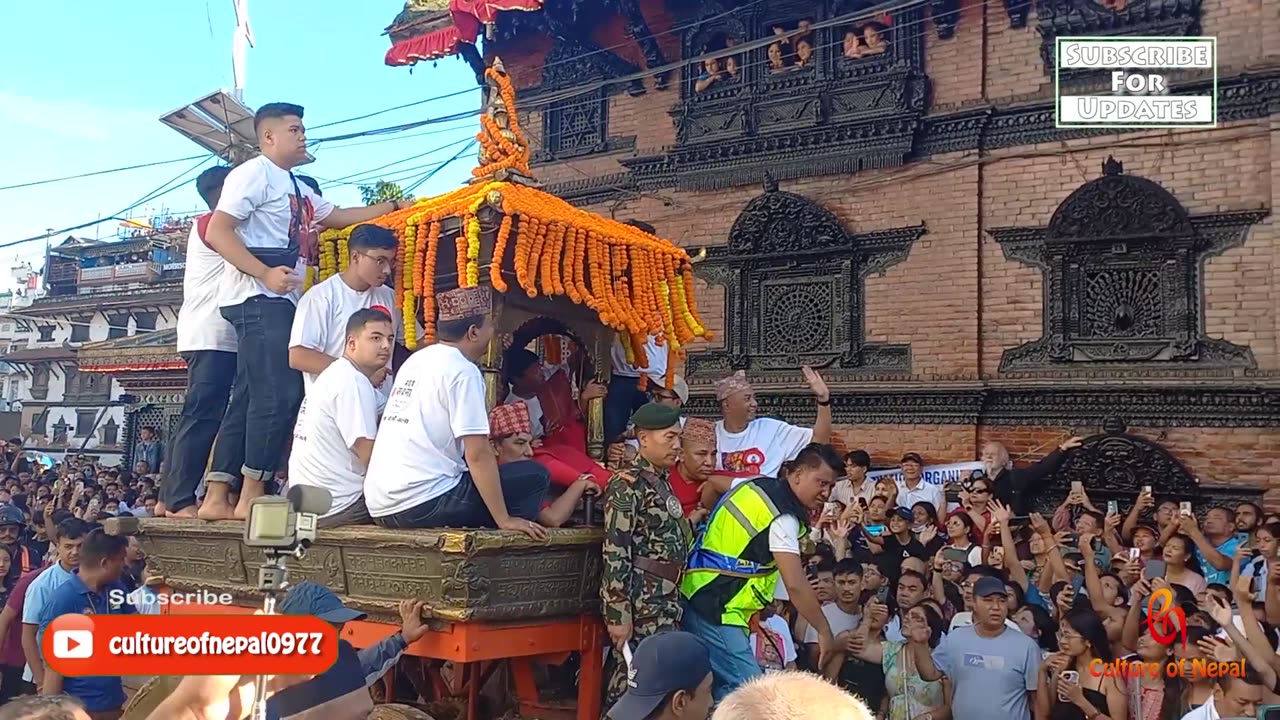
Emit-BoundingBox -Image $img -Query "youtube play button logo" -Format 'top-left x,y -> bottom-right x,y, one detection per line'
53,629 -> 94,659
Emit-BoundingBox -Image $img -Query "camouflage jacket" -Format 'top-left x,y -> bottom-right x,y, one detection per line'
600,456 -> 693,626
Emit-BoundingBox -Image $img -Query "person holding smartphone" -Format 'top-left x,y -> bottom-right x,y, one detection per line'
1038,609 -> 1127,720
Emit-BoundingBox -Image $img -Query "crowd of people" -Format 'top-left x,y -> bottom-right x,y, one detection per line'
1,103 -> 1276,720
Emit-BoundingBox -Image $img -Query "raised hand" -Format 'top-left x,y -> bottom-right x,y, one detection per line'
801,366 -> 830,403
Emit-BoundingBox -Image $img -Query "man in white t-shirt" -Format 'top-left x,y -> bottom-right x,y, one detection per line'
713,368 -> 831,478
289,224 -> 398,399
160,166 -> 239,518
365,286 -> 548,540
202,102 -> 405,521
288,308 -> 392,528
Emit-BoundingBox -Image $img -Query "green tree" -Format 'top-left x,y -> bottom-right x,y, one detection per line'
359,180 -> 413,206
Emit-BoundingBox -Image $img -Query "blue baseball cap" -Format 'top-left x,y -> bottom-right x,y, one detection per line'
607,632 -> 711,720
279,582 -> 367,623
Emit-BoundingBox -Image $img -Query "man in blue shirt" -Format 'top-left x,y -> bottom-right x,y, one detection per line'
1180,506 -> 1241,586
37,528 -> 133,717
21,518 -> 90,690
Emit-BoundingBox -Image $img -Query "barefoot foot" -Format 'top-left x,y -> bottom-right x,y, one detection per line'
197,498 -> 236,521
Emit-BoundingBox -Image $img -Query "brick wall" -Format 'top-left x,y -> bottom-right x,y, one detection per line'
488,0 -> 1279,498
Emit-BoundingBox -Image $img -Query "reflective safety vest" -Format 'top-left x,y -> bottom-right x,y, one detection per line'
680,477 -> 808,628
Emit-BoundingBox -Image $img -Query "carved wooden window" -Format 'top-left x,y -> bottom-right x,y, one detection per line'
31,409 -> 48,437
134,311 -> 157,332
672,0 -> 929,191
29,366 -> 49,401
1033,0 -> 1202,73
69,316 -> 92,343
75,410 -> 97,438
106,313 -> 130,340
990,157 -> 1261,374
544,90 -> 608,159
36,325 -> 54,343
52,417 -> 68,444
101,417 -> 119,447
685,176 -> 923,386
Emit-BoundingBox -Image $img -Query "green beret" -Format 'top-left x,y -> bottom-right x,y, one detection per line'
630,402 -> 681,431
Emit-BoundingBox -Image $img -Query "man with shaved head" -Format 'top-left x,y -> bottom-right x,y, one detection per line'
711,671 -> 873,720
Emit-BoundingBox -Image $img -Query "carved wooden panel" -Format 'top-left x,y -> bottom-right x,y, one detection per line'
138,519 -> 604,624
990,157 -> 1259,374
1034,0 -> 1202,73
685,176 -> 923,386
1031,417 -> 1262,516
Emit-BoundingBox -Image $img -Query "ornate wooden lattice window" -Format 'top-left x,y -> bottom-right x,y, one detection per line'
685,176 -> 924,386
991,157 -> 1262,374
36,325 -> 55,343
669,0 -> 929,191
1033,417 -> 1261,516
524,13 -> 642,164
1033,0 -> 1202,73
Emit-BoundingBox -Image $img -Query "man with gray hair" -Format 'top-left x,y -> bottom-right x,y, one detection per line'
981,436 -> 1082,515
710,671 -> 873,720
0,693 -> 88,720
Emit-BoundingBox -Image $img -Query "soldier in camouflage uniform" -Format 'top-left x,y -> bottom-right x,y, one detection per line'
601,402 -> 704,711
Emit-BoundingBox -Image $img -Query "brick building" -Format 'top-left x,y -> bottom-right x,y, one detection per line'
385,0 -> 1279,508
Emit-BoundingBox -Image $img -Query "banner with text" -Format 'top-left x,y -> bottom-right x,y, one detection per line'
866,461 -> 985,487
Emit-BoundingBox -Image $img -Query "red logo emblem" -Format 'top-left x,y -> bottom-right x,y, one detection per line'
1146,588 -> 1187,649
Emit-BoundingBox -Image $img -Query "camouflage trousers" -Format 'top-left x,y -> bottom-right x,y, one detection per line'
603,616 -> 680,714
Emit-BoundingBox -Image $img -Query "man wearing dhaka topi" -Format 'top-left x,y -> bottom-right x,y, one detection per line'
714,368 -> 831,478
488,400 -> 600,528
365,286 -> 549,539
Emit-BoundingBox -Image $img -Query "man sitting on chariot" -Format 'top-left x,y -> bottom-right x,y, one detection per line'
364,287 -> 549,540
502,347 -> 612,490
488,400 -> 600,528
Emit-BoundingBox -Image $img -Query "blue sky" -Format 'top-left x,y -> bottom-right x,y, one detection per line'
0,0 -> 477,287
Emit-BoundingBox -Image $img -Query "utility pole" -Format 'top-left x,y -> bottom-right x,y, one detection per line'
232,0 -> 253,102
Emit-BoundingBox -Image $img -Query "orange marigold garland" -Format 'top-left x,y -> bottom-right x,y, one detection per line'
421,220 -> 441,343
490,213 -> 514,293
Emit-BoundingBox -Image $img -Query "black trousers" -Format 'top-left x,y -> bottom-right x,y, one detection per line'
374,460 -> 550,529
211,296 -> 304,486
604,373 -> 649,445
159,350 -> 237,511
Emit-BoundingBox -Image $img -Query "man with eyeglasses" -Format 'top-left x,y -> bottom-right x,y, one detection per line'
289,224 -> 400,402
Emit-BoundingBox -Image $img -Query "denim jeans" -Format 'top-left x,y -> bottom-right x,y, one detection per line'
210,296 -> 303,485
374,460 -> 550,529
160,350 -> 237,511
681,602 -> 762,702
604,373 -> 649,445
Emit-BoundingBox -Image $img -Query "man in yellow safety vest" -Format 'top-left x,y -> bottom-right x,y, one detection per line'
679,442 -> 843,701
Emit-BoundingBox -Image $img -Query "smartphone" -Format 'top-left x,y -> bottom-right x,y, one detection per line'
1107,500 -> 1118,516
823,502 -> 838,518
1179,501 -> 1193,516
1144,560 -> 1167,579
1141,485 -> 1152,495
1127,547 -> 1140,562
876,586 -> 890,604
1070,481 -> 1084,495
1058,670 -> 1079,702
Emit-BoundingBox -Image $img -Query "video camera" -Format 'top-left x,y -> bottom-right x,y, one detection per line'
243,486 -> 331,595
243,485 -> 331,552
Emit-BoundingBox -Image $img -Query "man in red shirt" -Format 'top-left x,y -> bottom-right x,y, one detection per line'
0,565 -> 47,701
672,417 -> 752,516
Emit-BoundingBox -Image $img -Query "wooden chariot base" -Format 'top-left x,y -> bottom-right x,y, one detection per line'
127,518 -> 608,720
